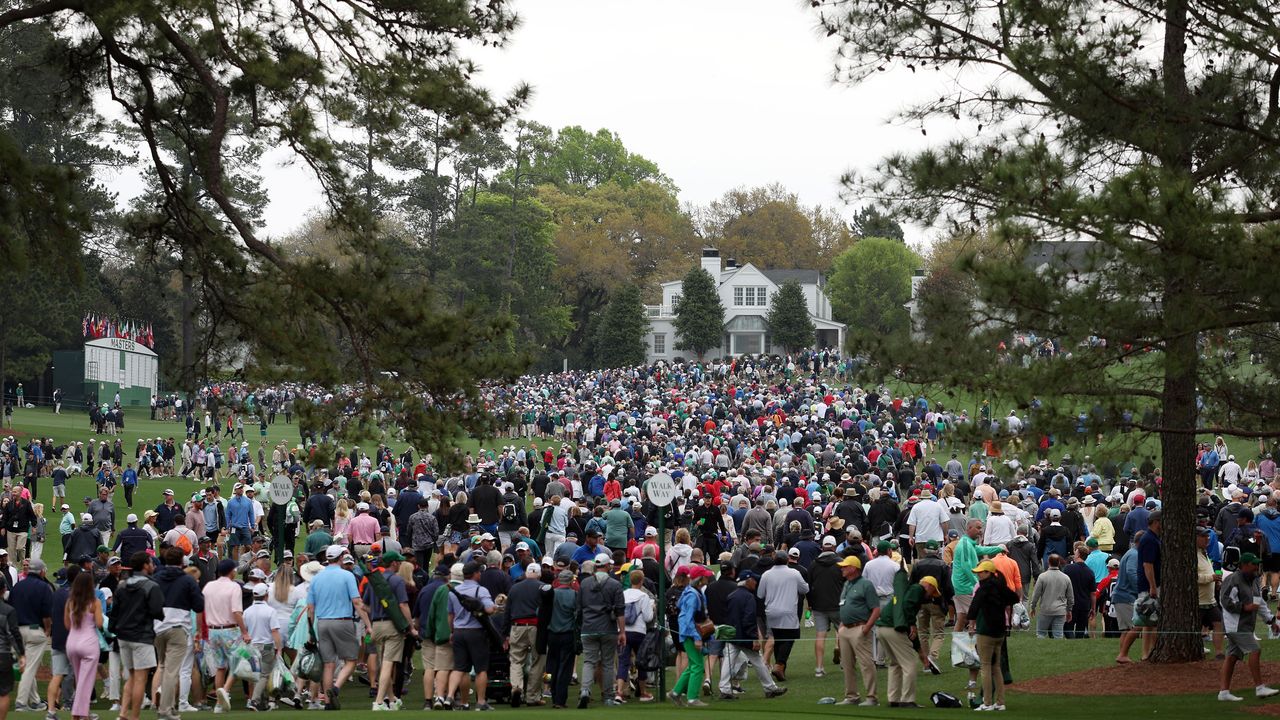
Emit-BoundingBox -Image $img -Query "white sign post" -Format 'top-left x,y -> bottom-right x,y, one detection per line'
646,471 -> 678,702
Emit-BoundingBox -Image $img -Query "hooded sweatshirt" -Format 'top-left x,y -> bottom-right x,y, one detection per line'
109,572 -> 165,643
807,551 -> 844,612
154,564 -> 205,633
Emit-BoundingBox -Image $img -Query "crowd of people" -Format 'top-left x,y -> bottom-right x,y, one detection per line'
0,351 -> 1274,715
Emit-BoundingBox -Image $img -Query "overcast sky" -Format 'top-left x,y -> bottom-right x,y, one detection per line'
151,1 -> 957,242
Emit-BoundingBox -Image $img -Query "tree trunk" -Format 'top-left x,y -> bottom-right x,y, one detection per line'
1148,0 -> 1201,664
1149,325 -> 1202,662
181,266 -> 194,392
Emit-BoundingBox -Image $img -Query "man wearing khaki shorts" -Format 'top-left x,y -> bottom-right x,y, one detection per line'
109,553 -> 165,720
415,564 -> 457,710
364,551 -> 414,711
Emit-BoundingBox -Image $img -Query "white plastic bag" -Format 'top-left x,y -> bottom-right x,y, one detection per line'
1010,603 -> 1030,630
231,646 -> 261,682
269,656 -> 294,693
951,632 -> 981,670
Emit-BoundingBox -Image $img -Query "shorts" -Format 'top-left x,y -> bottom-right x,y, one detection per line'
0,653 -> 11,697
1198,604 -> 1223,627
1114,603 -> 1134,631
1264,555 -> 1280,574
51,650 -> 70,677
1227,631 -> 1261,659
451,628 -> 489,673
370,620 -> 404,661
704,638 -> 724,657
421,640 -> 453,671
954,594 -> 974,615
207,627 -> 241,669
316,618 -> 359,662
119,639 -> 158,671
230,527 -> 253,547
52,484 -> 66,498
811,610 -> 836,633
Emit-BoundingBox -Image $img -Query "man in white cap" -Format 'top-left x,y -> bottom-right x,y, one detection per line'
577,553 -> 626,708
503,563 -> 546,707
57,503 -> 75,558
307,545 -> 372,710
114,514 -> 153,560
347,502 -> 379,557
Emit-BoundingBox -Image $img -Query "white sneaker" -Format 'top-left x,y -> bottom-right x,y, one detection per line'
1219,691 -> 1244,702
216,688 -> 231,711
178,704 -> 199,713
1258,686 -> 1279,699
372,703 -> 388,712
109,704 -> 120,712
974,705 -> 993,711
388,698 -> 402,711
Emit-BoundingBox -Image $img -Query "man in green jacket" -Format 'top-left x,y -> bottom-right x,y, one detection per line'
950,518 -> 1002,690
874,573 -> 939,708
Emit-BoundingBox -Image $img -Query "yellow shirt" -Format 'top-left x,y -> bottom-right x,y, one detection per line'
1196,551 -> 1216,606
1091,517 -> 1115,551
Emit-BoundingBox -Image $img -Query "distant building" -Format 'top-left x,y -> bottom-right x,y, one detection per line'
644,248 -> 845,362
904,240 -> 1100,339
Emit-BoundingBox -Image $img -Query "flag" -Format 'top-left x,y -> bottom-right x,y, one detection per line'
82,314 -> 88,337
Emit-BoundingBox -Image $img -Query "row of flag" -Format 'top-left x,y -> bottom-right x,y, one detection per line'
82,314 -> 155,348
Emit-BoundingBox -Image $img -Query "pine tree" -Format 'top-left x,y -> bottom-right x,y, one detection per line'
593,286 -> 649,368
766,281 -> 815,354
673,267 -> 724,361
818,0 -> 1280,662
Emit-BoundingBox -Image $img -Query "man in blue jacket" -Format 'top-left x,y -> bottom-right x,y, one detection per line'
718,570 -> 787,700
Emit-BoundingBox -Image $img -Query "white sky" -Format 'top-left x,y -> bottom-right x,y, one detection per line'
114,0 -> 957,243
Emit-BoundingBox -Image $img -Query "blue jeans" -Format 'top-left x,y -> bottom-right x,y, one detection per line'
1035,614 -> 1065,639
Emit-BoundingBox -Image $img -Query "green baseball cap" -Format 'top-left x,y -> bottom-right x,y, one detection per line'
381,550 -> 405,563
1086,538 -> 1099,548
1240,552 -> 1261,565
876,540 -> 892,552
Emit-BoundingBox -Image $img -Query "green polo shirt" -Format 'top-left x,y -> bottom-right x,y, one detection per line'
839,575 -> 880,625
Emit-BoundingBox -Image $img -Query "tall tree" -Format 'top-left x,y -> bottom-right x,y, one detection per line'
817,0 -> 1280,661
538,178 -> 698,362
826,237 -> 920,349
524,125 -> 673,194
849,205 -> 904,242
673,267 -> 724,361
766,280 -> 816,354
698,184 -> 854,271
593,285 -> 649,369
0,0 -> 530,458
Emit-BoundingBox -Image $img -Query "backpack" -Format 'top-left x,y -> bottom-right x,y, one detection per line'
930,691 -> 963,708
664,585 -> 682,622
502,501 -> 518,523
173,532 -> 193,556
624,597 -> 643,627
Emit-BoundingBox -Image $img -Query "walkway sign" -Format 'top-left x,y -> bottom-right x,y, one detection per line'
646,473 -> 678,507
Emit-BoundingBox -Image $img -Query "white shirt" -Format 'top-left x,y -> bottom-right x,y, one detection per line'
908,498 -> 949,543
983,513 -> 1017,545
243,601 -> 282,646
863,555 -> 898,597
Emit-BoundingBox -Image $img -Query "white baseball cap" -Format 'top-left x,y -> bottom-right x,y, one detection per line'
126,513 -> 138,523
